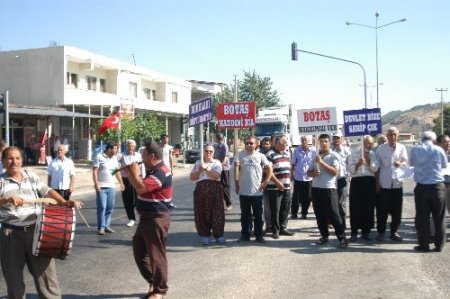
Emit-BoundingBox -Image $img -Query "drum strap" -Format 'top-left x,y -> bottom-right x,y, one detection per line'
24,170 -> 39,199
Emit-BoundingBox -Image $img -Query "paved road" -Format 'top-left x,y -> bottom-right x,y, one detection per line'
0,167 -> 449,298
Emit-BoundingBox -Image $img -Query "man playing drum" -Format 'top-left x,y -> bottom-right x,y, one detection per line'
0,146 -> 82,299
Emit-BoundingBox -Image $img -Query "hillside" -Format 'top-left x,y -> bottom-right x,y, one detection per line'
382,102 -> 444,137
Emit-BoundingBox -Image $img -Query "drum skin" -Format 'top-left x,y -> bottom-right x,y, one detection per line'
32,205 -> 76,260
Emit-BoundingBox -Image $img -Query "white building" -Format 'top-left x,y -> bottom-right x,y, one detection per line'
0,46 -> 191,160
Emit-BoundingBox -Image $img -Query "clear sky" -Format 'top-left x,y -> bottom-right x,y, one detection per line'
1,0 -> 449,116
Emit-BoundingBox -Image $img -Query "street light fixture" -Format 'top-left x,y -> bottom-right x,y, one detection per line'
291,42 -> 368,108
346,12 -> 407,109
359,83 -> 384,107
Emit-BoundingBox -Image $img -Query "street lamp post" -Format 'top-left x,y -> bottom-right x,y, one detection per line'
291,42 -> 368,108
436,88 -> 448,135
346,12 -> 407,109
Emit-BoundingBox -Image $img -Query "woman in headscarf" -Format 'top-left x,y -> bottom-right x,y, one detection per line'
190,144 -> 225,245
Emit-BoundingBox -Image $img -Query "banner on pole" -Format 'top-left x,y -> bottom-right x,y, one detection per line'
217,102 -> 256,129
297,107 -> 338,135
343,108 -> 382,137
189,97 -> 213,127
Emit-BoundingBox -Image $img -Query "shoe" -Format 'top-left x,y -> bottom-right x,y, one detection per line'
263,228 -> 272,235
414,245 -> 430,252
255,236 -> 266,243
300,214 -> 307,219
201,237 -> 210,245
98,228 -> 105,235
361,234 -> 372,241
142,284 -> 154,299
339,238 -> 349,249
225,205 -> 233,211
290,214 -> 298,220
316,237 -> 329,245
216,236 -> 226,244
272,234 -> 280,239
348,234 -> 357,242
390,232 -> 403,242
105,227 -> 115,233
126,220 -> 136,227
168,202 -> 176,209
238,235 -> 250,242
376,233 -> 385,241
433,247 -> 442,252
280,229 -> 294,236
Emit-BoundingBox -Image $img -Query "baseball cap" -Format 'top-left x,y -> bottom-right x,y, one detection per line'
422,131 -> 436,141
332,132 -> 343,138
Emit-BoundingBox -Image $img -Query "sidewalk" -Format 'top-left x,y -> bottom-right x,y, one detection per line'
23,160 -> 193,199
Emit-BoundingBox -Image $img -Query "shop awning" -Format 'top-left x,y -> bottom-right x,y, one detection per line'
9,107 -> 103,118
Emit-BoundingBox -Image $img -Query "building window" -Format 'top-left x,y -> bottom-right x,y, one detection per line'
86,76 -> 97,91
129,82 -> 137,98
66,72 -> 78,88
172,91 -> 178,103
99,79 -> 106,92
144,88 -> 152,100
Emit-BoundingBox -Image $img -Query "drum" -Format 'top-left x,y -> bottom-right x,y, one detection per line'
32,205 -> 76,260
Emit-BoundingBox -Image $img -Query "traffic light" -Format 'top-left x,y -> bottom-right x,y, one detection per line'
291,42 -> 298,61
0,93 -> 4,113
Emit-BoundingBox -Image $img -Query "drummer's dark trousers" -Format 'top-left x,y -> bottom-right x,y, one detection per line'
0,226 -> 61,299
133,212 -> 170,295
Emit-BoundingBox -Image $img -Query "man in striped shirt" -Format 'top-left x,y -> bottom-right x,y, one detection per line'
127,141 -> 172,299
266,135 -> 294,239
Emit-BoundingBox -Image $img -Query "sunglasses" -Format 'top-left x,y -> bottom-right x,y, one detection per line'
245,142 -> 254,145
204,150 -> 213,153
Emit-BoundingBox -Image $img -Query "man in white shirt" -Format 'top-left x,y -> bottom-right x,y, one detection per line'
160,134 -> 174,173
118,139 -> 145,227
160,134 -> 176,209
348,135 -> 379,241
47,144 -> 75,200
331,132 -> 352,229
375,127 -> 408,242
92,142 -> 125,235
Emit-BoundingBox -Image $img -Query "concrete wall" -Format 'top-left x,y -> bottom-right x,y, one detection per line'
0,47 -> 65,105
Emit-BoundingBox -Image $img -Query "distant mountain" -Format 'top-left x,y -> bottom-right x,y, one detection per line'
382,102 -> 443,138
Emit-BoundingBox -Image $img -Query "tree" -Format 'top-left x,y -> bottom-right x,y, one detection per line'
213,70 -> 283,139
432,104 -> 450,136
216,70 -> 283,110
95,113 -> 165,144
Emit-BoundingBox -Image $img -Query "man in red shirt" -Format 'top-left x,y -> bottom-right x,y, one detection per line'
127,141 -> 172,299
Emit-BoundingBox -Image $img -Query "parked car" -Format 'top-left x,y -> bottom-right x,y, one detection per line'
185,148 -> 200,163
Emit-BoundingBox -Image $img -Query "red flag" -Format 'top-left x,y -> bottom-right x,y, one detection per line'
98,113 -> 121,135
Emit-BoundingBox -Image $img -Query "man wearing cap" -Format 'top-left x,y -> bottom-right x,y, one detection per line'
331,131 -> 352,229
410,131 -> 447,252
214,133 -> 232,210
375,127 -> 408,241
